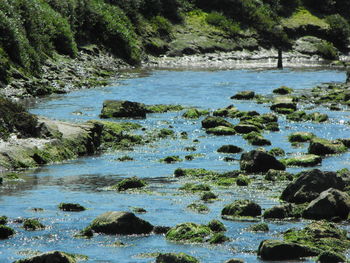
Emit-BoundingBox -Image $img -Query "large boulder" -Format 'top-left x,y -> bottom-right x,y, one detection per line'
303,188 -> 350,220
100,100 -> 147,119
240,150 -> 285,173
0,225 -> 15,239
281,169 -> 345,203
14,251 -> 76,263
308,138 -> 347,155
257,240 -> 316,260
88,211 -> 153,235
221,200 -> 261,219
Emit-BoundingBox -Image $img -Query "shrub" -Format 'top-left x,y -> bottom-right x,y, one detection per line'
206,12 -> 240,36
150,16 -> 173,37
316,40 -> 338,60
326,14 -> 350,49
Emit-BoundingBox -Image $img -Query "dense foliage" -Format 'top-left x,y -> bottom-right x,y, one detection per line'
0,0 -> 350,87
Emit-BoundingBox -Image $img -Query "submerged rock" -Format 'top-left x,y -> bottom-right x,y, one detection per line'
258,239 -> 316,260
14,251 -> 76,263
100,100 -> 147,119
217,145 -> 243,154
248,223 -> 269,232
156,253 -> 199,263
281,169 -> 345,203
58,203 -> 86,212
240,150 -> 285,173
206,126 -> 236,135
231,91 -> 255,100
221,199 -> 261,219
303,188 -> 350,220
88,211 -> 153,235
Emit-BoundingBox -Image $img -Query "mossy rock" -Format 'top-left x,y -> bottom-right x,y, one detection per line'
308,112 -> 328,123
200,191 -> 218,202
165,222 -> 212,243
206,126 -> 236,135
308,138 -> 347,155
236,175 -> 250,186
187,202 -> 210,213
213,105 -> 239,118
263,203 -> 306,219
270,97 -> 297,113
184,146 -> 196,151
268,148 -> 285,157
221,200 -> 261,219
0,216 -> 7,225
131,207 -> 147,214
287,110 -> 308,122
208,232 -> 230,244
157,128 -> 175,138
89,211 -> 153,235
182,108 -> 209,119
273,86 -> 293,95
100,100 -> 147,119
231,91 -> 255,100
234,123 -> 260,134
265,169 -> 294,181
160,155 -> 182,163
317,250 -> 347,263
284,221 -> 350,254
257,239 -> 317,260
179,183 -> 211,192
117,155 -> 134,162
201,116 -> 234,129
112,177 -> 147,191
248,223 -> 269,232
240,149 -> 285,173
281,154 -> 322,167
207,219 -> 226,232
23,219 -> 45,231
14,251 -> 77,263
146,104 -> 183,113
0,225 -> 15,239
58,203 -> 86,212
174,168 -> 218,178
155,253 -> 199,263
288,132 -> 315,142
217,145 -> 243,154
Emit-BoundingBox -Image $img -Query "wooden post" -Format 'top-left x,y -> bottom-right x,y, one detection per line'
277,49 -> 283,69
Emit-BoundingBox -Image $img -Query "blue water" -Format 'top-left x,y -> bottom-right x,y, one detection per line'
1,68 -> 349,262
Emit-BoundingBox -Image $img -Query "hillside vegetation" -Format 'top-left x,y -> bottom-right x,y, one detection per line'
1,0 -> 350,90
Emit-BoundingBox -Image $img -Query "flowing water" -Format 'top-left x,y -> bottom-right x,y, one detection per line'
1,68 -> 350,262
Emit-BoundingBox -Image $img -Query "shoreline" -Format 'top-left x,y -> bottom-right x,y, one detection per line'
2,48 -> 349,100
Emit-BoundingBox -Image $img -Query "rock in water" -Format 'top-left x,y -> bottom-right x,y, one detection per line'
303,188 -> 350,220
281,169 -> 345,203
89,211 -> 153,235
240,150 -> 285,173
257,240 -> 316,260
13,251 -> 76,263
100,100 -> 147,119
